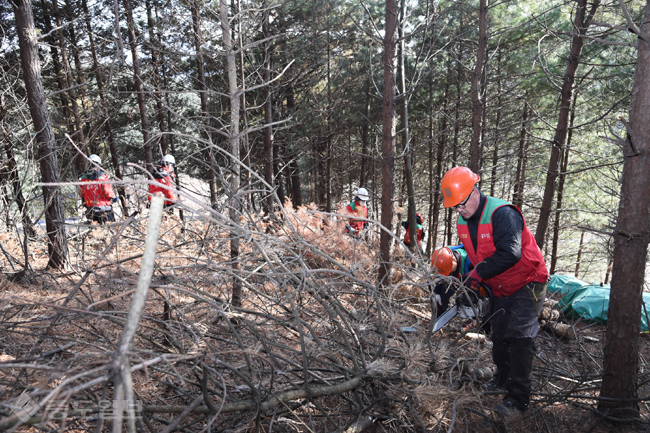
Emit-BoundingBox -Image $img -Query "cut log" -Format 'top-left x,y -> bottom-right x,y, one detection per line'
546,322 -> 576,339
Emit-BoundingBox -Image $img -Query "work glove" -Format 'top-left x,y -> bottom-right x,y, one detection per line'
434,294 -> 442,306
462,269 -> 483,291
346,223 -> 357,234
113,197 -> 119,203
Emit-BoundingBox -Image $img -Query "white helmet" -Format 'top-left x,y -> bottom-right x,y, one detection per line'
162,154 -> 176,165
356,187 -> 369,201
89,154 -> 102,166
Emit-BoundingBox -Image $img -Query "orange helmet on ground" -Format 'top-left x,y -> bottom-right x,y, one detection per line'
432,247 -> 456,276
441,167 -> 480,208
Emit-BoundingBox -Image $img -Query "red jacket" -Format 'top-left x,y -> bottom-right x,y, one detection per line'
345,201 -> 368,232
457,196 -> 549,297
79,170 -> 115,208
148,166 -> 176,205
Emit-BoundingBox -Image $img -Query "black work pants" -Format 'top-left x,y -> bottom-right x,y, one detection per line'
489,280 -> 548,410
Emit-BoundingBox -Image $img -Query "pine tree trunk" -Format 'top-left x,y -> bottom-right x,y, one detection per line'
286,84 -> 302,208
360,80 -> 371,188
51,0 -> 87,174
220,0 -> 242,307
550,91 -> 577,274
490,49 -> 502,197
512,101 -> 528,209
145,0 -> 168,155
262,4 -> 275,210
378,0 -> 398,285
398,0 -> 416,250
14,0 -> 69,269
190,0 -> 219,206
0,100 -> 33,236
535,0 -> 600,248
124,0 -> 153,170
468,0 -> 488,173
599,2 -> 650,417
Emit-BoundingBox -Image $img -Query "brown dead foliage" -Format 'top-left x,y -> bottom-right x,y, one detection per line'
0,202 -> 647,432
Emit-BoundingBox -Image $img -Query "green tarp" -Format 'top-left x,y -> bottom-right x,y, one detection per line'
547,274 -> 650,332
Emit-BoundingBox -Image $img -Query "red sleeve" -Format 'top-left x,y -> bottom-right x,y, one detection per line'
164,176 -> 176,201
102,175 -> 115,199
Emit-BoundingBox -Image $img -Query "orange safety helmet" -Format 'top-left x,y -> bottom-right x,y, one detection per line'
432,247 -> 456,276
440,167 -> 480,208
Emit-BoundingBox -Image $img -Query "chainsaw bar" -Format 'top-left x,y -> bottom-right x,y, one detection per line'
432,304 -> 458,333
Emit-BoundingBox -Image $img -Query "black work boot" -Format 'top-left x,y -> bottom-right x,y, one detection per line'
483,372 -> 507,391
484,339 -> 510,391
503,338 -> 536,411
495,397 -> 525,422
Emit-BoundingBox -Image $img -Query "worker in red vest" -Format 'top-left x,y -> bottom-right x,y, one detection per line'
441,166 -> 549,418
149,154 -> 177,213
401,213 -> 424,248
78,154 -> 117,224
344,187 -> 369,237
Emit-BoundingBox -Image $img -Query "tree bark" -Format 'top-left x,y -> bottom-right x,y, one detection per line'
0,98 -> 33,236
468,0 -> 488,173
145,0 -> 168,155
535,0 -> 600,248
360,80 -> 371,188
123,0 -> 153,170
378,0 -> 398,285
14,0 -> 69,269
398,0 -> 416,250
263,3 -> 274,210
51,0 -> 87,174
550,91 -> 577,274
512,101 -> 528,209
40,1 -> 72,144
490,49 -> 502,197
286,83 -> 302,208
429,64 -> 450,255
220,0 -> 242,307
190,0 -> 218,206
599,2 -> 650,417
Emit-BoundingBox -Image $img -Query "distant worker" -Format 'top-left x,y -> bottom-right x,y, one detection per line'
345,187 -> 369,237
431,245 -> 472,314
441,166 -> 549,418
402,213 -> 425,248
78,154 -> 117,224
149,154 -> 177,212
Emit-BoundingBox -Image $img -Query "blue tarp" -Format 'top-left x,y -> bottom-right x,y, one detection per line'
547,274 -> 650,332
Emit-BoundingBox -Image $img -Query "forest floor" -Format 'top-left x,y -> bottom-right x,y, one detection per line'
0,203 -> 649,433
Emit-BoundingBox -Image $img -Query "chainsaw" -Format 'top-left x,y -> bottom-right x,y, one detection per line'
432,282 -> 494,333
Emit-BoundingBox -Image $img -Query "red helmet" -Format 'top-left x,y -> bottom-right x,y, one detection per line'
416,213 -> 423,224
441,167 -> 480,208
432,247 -> 456,276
